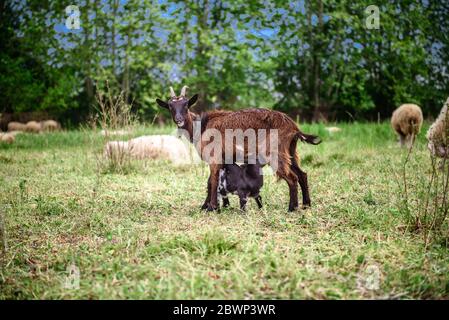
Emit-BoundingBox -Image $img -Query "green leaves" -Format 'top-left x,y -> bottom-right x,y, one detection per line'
1,0 -> 448,120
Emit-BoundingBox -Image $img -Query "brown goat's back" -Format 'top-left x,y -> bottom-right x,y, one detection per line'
205,108 -> 299,137
199,108 -> 301,177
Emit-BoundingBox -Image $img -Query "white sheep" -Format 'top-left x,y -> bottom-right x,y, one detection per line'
25,121 -> 42,133
7,121 -> 26,132
325,126 -> 342,133
426,97 -> 449,158
41,120 -> 61,132
7,130 -> 23,137
0,132 -> 15,144
391,104 -> 423,147
103,135 -> 197,165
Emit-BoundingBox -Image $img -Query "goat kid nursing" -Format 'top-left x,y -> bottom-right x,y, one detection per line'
156,86 -> 321,212
217,163 -> 264,211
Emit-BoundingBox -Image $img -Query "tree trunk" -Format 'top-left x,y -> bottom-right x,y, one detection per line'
312,0 -> 323,122
193,0 -> 210,112
305,2 -> 312,108
84,1 -> 94,107
111,0 -> 118,79
122,24 -> 130,103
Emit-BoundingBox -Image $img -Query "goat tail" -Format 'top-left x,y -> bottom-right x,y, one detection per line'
295,130 -> 322,145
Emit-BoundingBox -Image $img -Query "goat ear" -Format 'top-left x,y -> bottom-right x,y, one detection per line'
156,99 -> 169,109
188,94 -> 198,108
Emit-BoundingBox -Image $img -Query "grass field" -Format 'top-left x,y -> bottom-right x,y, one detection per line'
0,122 -> 448,299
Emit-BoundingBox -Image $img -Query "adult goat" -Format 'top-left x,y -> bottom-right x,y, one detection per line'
156,86 -> 321,211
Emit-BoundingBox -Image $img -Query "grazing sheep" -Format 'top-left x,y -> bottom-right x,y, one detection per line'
217,163 -> 264,210
41,120 -> 61,132
426,97 -> 449,158
7,121 -> 26,132
391,104 -> 423,148
0,132 -> 15,144
104,135 -> 193,165
25,121 -> 42,133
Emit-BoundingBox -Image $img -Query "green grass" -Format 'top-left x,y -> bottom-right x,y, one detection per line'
0,122 -> 448,299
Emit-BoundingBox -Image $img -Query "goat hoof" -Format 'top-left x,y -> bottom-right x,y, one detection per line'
206,204 -> 218,212
201,202 -> 209,210
288,205 -> 298,212
302,204 -> 311,210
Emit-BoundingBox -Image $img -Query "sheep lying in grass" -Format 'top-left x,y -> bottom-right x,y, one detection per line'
325,126 -> 342,133
7,131 -> 22,137
104,135 -> 194,165
7,121 -> 26,132
41,120 -> 61,132
25,121 -> 42,133
426,97 -> 449,158
391,103 -> 423,148
0,132 -> 15,144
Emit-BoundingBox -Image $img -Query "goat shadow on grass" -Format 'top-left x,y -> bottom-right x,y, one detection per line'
301,154 -> 324,168
188,204 -> 264,216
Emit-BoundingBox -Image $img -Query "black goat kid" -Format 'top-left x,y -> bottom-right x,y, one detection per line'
217,163 -> 263,210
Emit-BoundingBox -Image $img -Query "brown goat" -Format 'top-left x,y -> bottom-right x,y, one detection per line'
156,86 -> 321,212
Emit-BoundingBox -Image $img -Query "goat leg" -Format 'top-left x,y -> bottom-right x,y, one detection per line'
206,164 -> 221,211
291,163 -> 311,208
254,195 -> 263,209
201,176 -> 211,210
222,195 -> 230,208
286,177 -> 299,212
238,193 -> 248,211
297,169 -> 311,208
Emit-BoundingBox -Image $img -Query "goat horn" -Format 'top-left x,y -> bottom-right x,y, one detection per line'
169,86 -> 176,98
180,85 -> 189,97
